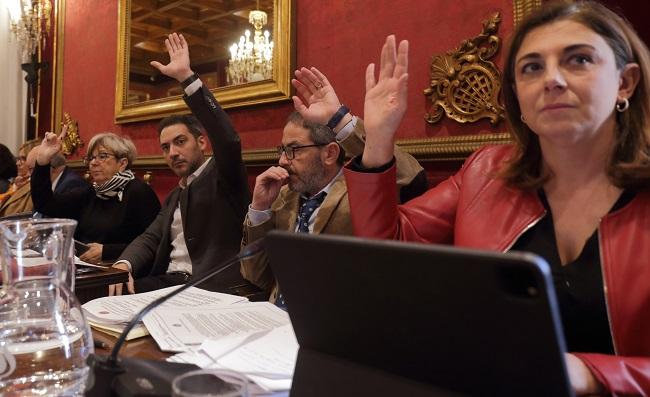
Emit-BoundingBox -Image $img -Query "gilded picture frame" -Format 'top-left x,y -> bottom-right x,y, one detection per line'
113,0 -> 294,124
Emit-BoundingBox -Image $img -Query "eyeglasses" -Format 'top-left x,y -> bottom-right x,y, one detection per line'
276,144 -> 326,160
15,155 -> 26,163
83,152 -> 117,165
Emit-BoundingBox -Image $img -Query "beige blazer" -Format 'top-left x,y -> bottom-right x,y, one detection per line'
0,183 -> 33,218
240,119 -> 424,302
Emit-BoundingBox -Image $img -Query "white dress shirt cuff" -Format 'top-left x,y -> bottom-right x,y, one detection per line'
184,79 -> 203,96
114,260 -> 132,273
247,205 -> 272,226
335,115 -> 357,142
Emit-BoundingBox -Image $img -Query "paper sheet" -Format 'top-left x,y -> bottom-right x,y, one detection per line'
82,285 -> 248,324
143,303 -> 290,352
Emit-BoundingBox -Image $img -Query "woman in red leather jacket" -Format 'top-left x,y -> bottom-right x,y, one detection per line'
343,1 -> 650,395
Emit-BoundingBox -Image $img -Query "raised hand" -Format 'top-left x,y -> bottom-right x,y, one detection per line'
251,166 -> 289,211
291,67 -> 342,125
37,127 -> 66,166
362,35 -> 409,168
150,33 -> 194,82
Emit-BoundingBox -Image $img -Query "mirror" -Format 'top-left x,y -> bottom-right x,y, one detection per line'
115,0 -> 294,123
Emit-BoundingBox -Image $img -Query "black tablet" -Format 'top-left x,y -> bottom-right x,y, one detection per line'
266,231 -> 573,397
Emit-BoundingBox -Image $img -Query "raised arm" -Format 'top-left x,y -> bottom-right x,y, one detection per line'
149,32 -> 193,82
32,129 -> 91,219
291,67 -> 353,132
152,33 -> 248,200
362,35 -> 409,168
293,64 -> 426,201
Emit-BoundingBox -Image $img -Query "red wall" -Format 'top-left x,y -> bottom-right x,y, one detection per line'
58,0 -> 513,198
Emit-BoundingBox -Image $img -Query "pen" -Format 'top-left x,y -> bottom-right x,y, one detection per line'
94,340 -> 109,349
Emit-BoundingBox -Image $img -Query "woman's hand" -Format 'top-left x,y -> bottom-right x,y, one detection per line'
79,242 -> 103,264
362,35 -> 409,168
150,32 -> 194,82
37,127 -> 66,166
565,353 -> 604,395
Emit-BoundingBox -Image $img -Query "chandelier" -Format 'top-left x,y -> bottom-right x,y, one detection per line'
5,0 -> 52,63
227,5 -> 274,85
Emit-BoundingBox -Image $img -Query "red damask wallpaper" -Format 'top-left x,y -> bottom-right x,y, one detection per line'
52,0 -> 514,198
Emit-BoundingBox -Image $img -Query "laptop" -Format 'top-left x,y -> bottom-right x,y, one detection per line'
266,231 -> 574,397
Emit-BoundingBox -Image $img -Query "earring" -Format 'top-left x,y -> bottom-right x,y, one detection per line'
520,114 -> 526,123
616,98 -> 630,112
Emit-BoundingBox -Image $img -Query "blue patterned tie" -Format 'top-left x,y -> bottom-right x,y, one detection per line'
276,191 -> 328,309
296,191 -> 327,233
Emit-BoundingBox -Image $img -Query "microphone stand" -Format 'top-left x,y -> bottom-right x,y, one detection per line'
85,238 -> 266,397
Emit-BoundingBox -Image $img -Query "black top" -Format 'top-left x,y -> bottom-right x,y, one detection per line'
31,164 -> 161,260
511,190 -> 635,354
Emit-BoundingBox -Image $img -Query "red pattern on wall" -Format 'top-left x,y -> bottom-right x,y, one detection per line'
57,0 -> 513,199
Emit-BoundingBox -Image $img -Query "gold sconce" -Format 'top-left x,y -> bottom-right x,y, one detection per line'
60,112 -> 83,156
424,12 -> 505,126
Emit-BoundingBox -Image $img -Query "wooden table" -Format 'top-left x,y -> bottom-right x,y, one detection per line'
92,329 -> 170,361
75,266 -> 129,304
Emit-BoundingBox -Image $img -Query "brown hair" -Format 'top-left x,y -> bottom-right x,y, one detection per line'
286,111 -> 345,166
500,0 -> 650,190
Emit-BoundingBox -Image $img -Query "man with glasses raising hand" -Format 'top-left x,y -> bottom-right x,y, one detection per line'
241,67 -> 426,307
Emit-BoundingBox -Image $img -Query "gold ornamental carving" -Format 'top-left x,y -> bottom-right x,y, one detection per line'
424,12 -> 505,126
60,112 -> 83,156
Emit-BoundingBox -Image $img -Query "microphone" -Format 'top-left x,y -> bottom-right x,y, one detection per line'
85,238 -> 266,397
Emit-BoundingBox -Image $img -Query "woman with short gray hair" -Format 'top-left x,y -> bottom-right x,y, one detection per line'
32,130 -> 161,263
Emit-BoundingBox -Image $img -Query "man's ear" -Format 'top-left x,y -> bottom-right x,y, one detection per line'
321,142 -> 341,166
196,135 -> 207,151
618,62 -> 641,101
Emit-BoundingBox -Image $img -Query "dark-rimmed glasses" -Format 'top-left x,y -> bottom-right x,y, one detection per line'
276,144 -> 326,160
83,152 -> 117,165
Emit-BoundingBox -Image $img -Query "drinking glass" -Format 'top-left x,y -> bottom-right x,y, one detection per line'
0,218 -> 93,396
172,369 -> 249,397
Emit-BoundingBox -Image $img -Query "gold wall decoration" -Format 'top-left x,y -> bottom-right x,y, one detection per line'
60,112 -> 83,156
513,0 -> 542,27
424,12 -> 505,126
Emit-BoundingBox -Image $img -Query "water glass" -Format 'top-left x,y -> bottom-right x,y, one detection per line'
172,369 -> 249,397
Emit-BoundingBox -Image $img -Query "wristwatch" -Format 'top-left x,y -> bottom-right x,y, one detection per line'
326,105 -> 350,130
180,73 -> 200,89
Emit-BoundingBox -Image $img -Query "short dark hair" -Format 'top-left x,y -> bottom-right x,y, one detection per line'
158,115 -> 204,138
501,0 -> 650,190
285,111 -> 345,165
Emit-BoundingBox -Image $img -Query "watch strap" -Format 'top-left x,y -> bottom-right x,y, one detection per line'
326,105 -> 350,130
180,73 -> 200,89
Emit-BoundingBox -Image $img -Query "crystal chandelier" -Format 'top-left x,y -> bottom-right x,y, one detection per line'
5,0 -> 51,63
227,5 -> 274,85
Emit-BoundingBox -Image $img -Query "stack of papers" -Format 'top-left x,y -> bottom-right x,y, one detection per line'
83,287 -> 297,393
168,322 -> 298,394
82,286 -> 248,340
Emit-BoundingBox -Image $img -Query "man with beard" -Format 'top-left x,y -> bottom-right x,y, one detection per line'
240,67 -> 426,305
110,33 -> 249,294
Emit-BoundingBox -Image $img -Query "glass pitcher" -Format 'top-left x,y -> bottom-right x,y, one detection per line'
0,218 -> 94,396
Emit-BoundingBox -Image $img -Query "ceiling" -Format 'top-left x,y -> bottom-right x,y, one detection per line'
129,0 -> 275,78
